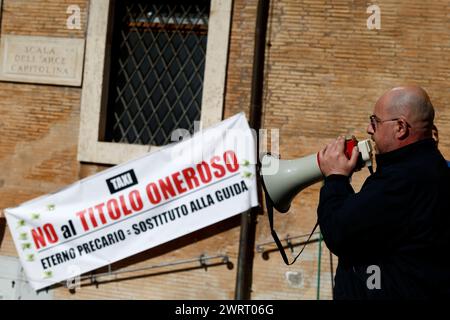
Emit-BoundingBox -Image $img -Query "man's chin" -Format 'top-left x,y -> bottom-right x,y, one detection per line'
371,140 -> 379,154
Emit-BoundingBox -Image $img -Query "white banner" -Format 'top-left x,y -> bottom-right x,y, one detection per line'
5,112 -> 258,291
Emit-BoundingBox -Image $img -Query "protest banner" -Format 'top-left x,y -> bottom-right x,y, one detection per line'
4,112 -> 258,290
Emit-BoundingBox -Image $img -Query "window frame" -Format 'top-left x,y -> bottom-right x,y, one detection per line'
78,0 -> 232,165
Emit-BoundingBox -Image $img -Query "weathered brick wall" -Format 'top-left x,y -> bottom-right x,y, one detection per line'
0,0 -> 87,258
223,0 -> 257,120
252,0 -> 450,300
1,0 -> 87,37
1,0 -> 450,300
0,0 -> 253,300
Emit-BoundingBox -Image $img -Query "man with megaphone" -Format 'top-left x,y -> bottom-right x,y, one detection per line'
317,85 -> 450,299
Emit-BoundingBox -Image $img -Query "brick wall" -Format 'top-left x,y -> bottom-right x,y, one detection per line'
1,0 -> 450,300
252,0 -> 450,299
0,0 -> 87,258
0,0 -> 252,300
1,0 -> 87,37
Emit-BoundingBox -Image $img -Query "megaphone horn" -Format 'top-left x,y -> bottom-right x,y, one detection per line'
260,137 -> 373,213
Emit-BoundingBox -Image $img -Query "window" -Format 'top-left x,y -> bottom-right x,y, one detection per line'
106,0 -> 209,146
78,0 -> 231,164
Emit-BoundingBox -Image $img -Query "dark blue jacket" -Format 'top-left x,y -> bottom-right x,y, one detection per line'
318,138 -> 450,299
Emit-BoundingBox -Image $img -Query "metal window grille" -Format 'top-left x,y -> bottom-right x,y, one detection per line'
104,0 -> 210,146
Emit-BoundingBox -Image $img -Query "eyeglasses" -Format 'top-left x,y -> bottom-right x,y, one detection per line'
369,114 -> 401,131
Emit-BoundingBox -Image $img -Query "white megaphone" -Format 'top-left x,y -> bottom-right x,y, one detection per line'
261,137 -> 373,213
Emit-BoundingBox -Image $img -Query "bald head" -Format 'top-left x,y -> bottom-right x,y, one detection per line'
382,86 -> 435,135
369,86 -> 436,153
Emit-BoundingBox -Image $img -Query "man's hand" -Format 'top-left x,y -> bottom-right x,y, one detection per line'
318,136 -> 360,177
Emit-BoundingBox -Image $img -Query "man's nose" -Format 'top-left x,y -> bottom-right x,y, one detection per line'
367,123 -> 374,135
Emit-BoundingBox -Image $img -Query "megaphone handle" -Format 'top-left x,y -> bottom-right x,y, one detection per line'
266,195 -> 319,265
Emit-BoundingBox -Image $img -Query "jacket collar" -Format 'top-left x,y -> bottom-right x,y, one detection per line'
375,138 -> 437,168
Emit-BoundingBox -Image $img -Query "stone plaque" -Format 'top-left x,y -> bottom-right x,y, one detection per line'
0,35 -> 85,86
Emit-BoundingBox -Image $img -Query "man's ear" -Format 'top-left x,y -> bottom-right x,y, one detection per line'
396,119 -> 409,140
